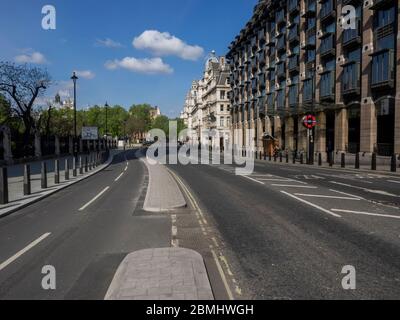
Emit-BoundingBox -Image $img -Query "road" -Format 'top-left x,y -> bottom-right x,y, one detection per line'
1,148 -> 400,300
0,149 -> 170,299
168,158 -> 400,299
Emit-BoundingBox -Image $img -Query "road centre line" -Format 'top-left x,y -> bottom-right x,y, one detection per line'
293,193 -> 360,200
79,187 -> 110,211
388,180 -> 400,184
280,191 -> 341,218
0,233 -> 51,272
114,172 -> 124,182
331,209 -> 400,220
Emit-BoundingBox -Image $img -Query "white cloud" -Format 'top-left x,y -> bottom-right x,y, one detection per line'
15,51 -> 48,64
133,30 -> 204,61
75,70 -> 95,79
95,38 -> 123,48
105,57 -> 173,74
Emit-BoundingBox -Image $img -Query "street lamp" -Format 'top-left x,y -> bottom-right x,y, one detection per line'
71,72 -> 78,158
105,102 -> 109,150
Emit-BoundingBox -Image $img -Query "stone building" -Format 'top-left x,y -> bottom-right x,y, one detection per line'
227,0 -> 400,160
181,51 -> 231,149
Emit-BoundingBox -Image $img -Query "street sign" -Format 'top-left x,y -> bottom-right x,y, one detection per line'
81,127 -> 98,140
302,114 -> 317,129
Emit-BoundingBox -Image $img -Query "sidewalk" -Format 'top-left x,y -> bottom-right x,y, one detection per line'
0,149 -> 122,218
105,248 -> 214,300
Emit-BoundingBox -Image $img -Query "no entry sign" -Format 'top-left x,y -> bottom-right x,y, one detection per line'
303,114 -> 317,129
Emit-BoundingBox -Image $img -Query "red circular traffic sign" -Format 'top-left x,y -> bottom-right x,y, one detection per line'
303,114 -> 317,129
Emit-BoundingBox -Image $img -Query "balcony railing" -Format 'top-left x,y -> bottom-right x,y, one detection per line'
288,24 -> 299,43
276,35 -> 286,52
276,9 -> 286,25
320,71 -> 335,100
302,0 -> 316,17
276,62 -> 286,79
288,84 -> 298,107
370,49 -> 395,89
342,20 -> 361,47
320,0 -> 335,22
369,0 -> 394,10
302,77 -> 314,103
320,33 -> 335,57
342,61 -> 360,95
288,54 -> 299,72
288,0 -> 299,14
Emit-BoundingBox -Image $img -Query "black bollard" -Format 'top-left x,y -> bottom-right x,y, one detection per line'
85,156 -> 88,172
292,152 -> 296,164
318,153 -> 322,166
286,152 -> 289,163
23,164 -> 31,195
279,152 -> 283,163
0,167 -> 9,204
79,156 -> 83,175
355,153 -> 360,169
341,153 -> 345,168
41,162 -> 47,189
390,154 -> 397,172
371,153 -> 377,171
300,153 -> 304,164
274,153 -> 277,162
65,159 -> 70,180
329,152 -> 334,167
54,159 -> 60,184
73,157 -> 77,177
269,153 -> 272,161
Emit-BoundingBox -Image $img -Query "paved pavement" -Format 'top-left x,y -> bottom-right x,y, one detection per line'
105,248 -> 213,300
140,150 -> 186,212
167,154 -> 400,299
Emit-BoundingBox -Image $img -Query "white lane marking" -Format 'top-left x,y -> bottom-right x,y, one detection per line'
329,189 -> 364,200
256,178 -> 297,182
388,180 -> 400,184
79,187 -> 110,211
280,191 -> 341,218
114,172 -> 124,182
331,209 -> 400,220
239,175 -> 265,185
272,184 -> 317,189
0,233 -> 51,272
329,181 -> 400,197
293,193 -> 361,200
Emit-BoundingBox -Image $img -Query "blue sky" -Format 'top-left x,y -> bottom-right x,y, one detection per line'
0,0 -> 258,117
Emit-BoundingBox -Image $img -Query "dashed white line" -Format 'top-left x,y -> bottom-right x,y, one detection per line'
79,186 -> 110,211
114,172 -> 124,182
0,233 -> 51,272
293,193 -> 361,200
272,184 -> 317,189
331,209 -> 400,220
280,191 -> 341,218
329,189 -> 364,200
388,180 -> 400,184
239,175 -> 265,185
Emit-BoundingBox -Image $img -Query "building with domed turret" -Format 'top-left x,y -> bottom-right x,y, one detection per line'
181,51 -> 231,150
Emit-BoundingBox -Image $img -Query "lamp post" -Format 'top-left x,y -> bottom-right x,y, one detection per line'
105,102 -> 109,150
71,72 -> 78,158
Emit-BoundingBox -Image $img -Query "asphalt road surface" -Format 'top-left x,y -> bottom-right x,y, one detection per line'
0,149 -> 170,299
168,157 -> 400,299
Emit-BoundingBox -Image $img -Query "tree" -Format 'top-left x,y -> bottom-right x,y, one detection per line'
126,104 -> 152,138
0,62 -> 51,145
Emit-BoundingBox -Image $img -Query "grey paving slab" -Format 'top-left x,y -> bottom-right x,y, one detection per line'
105,248 -> 214,300
140,154 -> 186,212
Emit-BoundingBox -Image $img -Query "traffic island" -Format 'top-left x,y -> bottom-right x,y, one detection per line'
104,248 -> 214,300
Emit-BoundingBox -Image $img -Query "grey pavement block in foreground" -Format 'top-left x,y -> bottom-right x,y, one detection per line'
104,248 -> 214,300
141,156 -> 186,212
